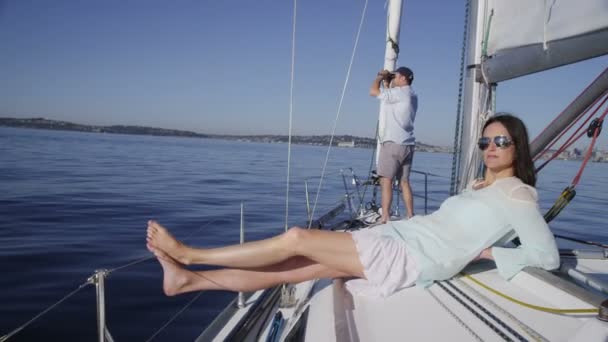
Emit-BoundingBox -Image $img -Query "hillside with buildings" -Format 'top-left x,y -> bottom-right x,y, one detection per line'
2,117 -> 606,160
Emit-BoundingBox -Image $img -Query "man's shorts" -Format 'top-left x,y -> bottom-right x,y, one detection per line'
377,142 -> 414,181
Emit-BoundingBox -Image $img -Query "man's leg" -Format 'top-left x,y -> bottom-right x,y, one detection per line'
377,143 -> 398,224
399,146 -> 415,218
380,176 -> 393,223
400,181 -> 414,218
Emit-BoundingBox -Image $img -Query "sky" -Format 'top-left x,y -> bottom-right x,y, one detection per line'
0,0 -> 606,148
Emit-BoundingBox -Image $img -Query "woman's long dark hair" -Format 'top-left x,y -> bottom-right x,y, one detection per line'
482,113 -> 536,187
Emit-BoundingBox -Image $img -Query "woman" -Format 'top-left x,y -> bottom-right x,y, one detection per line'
146,114 -> 559,298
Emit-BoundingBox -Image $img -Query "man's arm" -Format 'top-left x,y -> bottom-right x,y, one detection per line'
370,70 -> 389,97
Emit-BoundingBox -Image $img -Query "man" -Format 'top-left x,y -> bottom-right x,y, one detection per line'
370,66 -> 418,223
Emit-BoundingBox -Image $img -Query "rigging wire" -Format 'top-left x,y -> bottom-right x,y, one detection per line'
308,0 -> 369,228
533,92 -> 607,163
0,282 -> 91,342
449,0 -> 470,195
531,67 -> 608,158
540,106 -> 607,223
145,292 -> 204,342
362,122 -> 379,200
108,219 -> 218,274
554,234 -> 608,249
284,0 -> 297,231
535,93 -> 607,172
1,219 -> 220,341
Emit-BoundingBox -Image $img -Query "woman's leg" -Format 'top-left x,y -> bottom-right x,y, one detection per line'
147,220 -> 364,278
149,246 -> 351,295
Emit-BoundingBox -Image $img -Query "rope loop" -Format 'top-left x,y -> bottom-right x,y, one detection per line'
388,37 -> 399,54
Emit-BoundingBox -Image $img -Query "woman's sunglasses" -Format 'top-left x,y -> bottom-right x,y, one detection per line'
478,135 -> 514,150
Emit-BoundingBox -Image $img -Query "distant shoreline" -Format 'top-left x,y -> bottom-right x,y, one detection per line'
2,117 -> 607,162
0,117 -> 452,153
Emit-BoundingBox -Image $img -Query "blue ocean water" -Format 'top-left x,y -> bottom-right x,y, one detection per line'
0,127 -> 606,341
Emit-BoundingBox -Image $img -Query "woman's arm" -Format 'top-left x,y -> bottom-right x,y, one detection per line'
474,247 -> 494,261
491,204 -> 560,280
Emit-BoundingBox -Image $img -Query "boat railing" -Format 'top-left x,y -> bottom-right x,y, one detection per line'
330,168 -> 448,218
2,193 -> 340,342
1,251 -> 200,342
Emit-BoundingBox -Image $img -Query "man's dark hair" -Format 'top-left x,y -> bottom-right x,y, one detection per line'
395,66 -> 414,85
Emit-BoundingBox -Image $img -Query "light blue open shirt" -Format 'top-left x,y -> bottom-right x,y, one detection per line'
377,85 -> 417,145
381,177 -> 560,288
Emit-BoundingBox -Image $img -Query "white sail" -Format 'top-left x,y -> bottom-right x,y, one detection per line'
453,0 -> 608,193
482,0 -> 608,82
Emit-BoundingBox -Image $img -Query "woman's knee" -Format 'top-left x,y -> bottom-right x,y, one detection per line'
283,226 -> 308,253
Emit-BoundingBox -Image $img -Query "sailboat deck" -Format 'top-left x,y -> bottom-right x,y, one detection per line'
301,264 -> 605,341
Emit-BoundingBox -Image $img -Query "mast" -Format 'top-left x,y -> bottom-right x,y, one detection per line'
383,0 -> 403,72
452,0 -> 489,194
376,0 -> 403,165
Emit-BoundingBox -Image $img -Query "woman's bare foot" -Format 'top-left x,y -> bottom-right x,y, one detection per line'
146,220 -> 191,264
147,243 -> 191,296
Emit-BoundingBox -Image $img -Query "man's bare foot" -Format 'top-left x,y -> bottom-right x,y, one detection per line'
148,244 -> 191,296
146,220 -> 191,264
